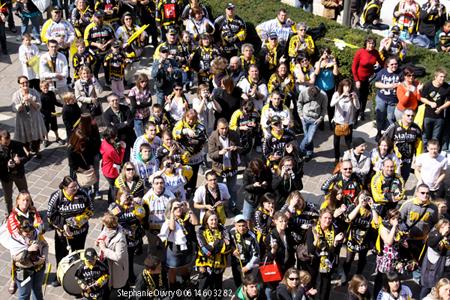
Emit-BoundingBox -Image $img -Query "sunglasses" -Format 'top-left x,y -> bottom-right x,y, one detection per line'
288,277 -> 299,281
419,191 -> 430,195
19,81 -> 29,85
343,168 -> 353,170
126,168 -> 134,171
174,88 -> 183,91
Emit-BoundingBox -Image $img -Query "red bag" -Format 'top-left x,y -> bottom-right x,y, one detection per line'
259,259 -> 282,283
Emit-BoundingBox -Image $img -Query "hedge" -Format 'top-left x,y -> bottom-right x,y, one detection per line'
203,0 -> 450,82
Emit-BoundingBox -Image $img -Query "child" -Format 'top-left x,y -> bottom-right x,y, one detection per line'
72,39 -> 94,81
179,30 -> 195,92
435,20 -> 450,53
104,41 -> 129,98
40,80 -> 64,147
62,91 -> 81,140
148,103 -> 171,135
18,33 -> 40,90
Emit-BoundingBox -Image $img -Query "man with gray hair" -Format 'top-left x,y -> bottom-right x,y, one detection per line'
255,8 -> 295,47
297,86 -> 327,160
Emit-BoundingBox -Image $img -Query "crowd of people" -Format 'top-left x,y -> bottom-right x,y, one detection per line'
0,0 -> 449,300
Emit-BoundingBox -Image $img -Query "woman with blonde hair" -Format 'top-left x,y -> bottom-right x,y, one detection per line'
275,268 -> 303,300
114,161 -> 145,201
423,278 -> 450,300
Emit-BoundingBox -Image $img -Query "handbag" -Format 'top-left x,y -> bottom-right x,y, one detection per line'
334,123 -> 350,136
259,258 -> 282,283
296,243 -> 314,262
76,153 -> 97,187
76,167 -> 97,187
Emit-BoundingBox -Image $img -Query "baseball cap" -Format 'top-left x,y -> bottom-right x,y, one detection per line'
94,10 -> 105,18
268,31 -> 278,40
226,3 -> 235,9
84,248 -> 98,260
234,214 -> 246,223
52,5 -> 62,11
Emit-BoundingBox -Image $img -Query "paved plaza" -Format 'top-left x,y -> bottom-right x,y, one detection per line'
0,6 -> 430,299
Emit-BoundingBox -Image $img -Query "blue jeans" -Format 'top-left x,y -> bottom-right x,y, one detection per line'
375,95 -> 396,134
134,118 -> 148,138
423,117 -> 444,147
300,117 -> 318,155
411,34 -> 432,49
299,1 -> 312,12
242,200 -> 256,220
16,267 -> 45,300
217,174 -> 238,210
20,13 -> 41,41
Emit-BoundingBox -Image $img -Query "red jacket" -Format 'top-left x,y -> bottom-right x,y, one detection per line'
352,48 -> 383,82
100,139 -> 125,179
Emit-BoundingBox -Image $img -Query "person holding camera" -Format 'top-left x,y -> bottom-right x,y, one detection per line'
159,199 -> 198,290
315,48 -> 339,125
229,100 -> 260,160
150,156 -> 193,202
0,129 -> 28,216
208,118 -> 241,214
263,115 -> 296,170
261,91 -> 292,137
272,157 -> 303,210
342,191 -> 378,284
151,45 -> 182,106
9,219 -> 48,300
193,83 -> 222,136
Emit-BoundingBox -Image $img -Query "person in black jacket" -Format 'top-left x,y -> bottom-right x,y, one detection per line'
40,80 -> 64,147
47,176 -> 94,287
0,129 -> 28,216
103,93 -> 136,162
264,211 -> 296,298
242,158 -> 273,221
276,268 -> 309,300
272,156 -> 303,210
414,0 -> 447,49
62,92 -> 81,141
151,45 -> 182,106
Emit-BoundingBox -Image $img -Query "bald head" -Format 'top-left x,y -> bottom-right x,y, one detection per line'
229,56 -> 240,71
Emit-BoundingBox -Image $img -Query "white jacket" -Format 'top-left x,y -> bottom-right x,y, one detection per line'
18,44 -> 40,80
39,52 -> 68,90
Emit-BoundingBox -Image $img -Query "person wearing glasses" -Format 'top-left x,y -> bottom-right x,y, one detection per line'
288,22 -> 315,62
116,12 -> 148,60
164,82 -> 189,123
384,108 -> 422,182
321,160 -> 362,206
114,161 -> 145,201
12,75 -> 47,158
47,176 -> 94,287
395,67 -> 422,121
276,268 -> 314,300
160,199 -> 198,290
399,183 -> 439,283
374,56 -> 402,140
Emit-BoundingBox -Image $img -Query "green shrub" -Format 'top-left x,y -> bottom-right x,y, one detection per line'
204,0 -> 450,81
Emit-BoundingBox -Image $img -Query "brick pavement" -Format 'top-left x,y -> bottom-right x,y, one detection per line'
0,17 -> 426,300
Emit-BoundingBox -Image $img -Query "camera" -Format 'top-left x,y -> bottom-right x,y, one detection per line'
165,162 -> 173,168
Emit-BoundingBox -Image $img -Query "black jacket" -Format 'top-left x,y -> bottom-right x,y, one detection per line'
0,140 -> 27,181
62,103 -> 82,138
276,284 -> 307,300
242,168 -> 273,206
103,105 -> 136,145
266,228 -> 296,273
